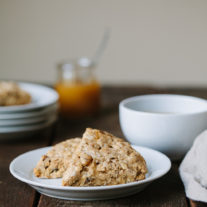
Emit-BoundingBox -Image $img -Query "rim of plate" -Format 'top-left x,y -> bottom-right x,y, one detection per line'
0,82 -> 58,112
0,115 -> 48,126
9,145 -> 171,191
0,115 -> 57,133
0,112 -> 57,126
0,103 -> 58,120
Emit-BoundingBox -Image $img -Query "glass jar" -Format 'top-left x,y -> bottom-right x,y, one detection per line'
55,58 -> 101,118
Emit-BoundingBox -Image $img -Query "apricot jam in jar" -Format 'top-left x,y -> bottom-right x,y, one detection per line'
55,59 -> 101,118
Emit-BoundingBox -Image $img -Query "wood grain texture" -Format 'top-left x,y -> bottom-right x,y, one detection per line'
2,86 -> 207,207
189,200 -> 207,207
37,86 -> 197,207
38,164 -> 188,207
0,125 -> 56,207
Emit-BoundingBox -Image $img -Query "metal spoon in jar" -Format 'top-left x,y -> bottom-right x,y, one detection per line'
78,28 -> 111,68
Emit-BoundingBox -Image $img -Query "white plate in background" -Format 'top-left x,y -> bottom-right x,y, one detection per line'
0,82 -> 58,112
9,145 -> 171,201
0,103 -> 58,120
0,113 -> 57,126
0,115 -> 57,133
0,115 -> 57,140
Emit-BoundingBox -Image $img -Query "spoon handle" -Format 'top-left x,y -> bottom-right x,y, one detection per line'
92,28 -> 111,66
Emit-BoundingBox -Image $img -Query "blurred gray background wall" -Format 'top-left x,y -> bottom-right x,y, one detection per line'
1,0 -> 207,86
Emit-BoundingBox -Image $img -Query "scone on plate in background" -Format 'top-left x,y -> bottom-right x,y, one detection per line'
62,128 -> 147,186
0,81 -> 31,106
34,138 -> 81,178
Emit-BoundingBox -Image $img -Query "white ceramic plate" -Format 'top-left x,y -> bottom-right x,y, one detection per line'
0,114 -> 56,126
0,115 -> 57,140
9,145 -> 171,201
0,82 -> 58,112
0,115 -> 57,133
0,103 -> 58,120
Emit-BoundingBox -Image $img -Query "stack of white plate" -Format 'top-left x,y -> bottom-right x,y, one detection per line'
0,82 -> 59,140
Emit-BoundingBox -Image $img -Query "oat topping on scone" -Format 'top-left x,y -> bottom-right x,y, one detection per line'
34,138 -> 81,178
62,128 -> 147,186
0,81 -> 31,106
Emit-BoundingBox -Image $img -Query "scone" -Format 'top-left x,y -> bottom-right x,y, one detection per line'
34,138 -> 81,178
62,128 -> 147,186
0,81 -> 31,106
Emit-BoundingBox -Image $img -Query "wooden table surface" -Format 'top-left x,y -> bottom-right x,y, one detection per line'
0,86 -> 207,207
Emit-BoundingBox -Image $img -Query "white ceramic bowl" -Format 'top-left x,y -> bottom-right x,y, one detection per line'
119,94 -> 207,160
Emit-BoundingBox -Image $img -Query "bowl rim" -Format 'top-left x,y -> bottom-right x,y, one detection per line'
119,94 -> 207,116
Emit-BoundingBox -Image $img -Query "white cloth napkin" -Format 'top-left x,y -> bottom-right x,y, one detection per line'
179,130 -> 207,203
